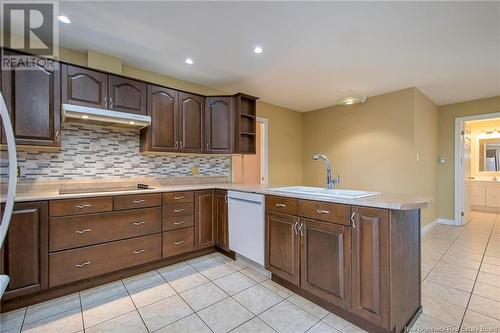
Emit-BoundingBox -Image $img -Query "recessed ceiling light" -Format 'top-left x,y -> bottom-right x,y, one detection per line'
57,15 -> 71,24
81,115 -> 89,119
128,121 -> 136,125
185,58 -> 194,65
254,46 -> 263,54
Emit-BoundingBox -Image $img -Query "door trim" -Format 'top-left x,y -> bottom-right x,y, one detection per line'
454,112 -> 500,226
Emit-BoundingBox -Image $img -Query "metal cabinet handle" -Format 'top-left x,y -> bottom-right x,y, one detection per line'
75,204 -> 91,209
75,229 -> 91,234
133,200 -> 145,204
351,212 -> 356,229
173,196 -> 184,200
55,130 -> 61,144
103,97 -> 108,108
275,203 -> 286,208
293,221 -> 298,235
12,208 -> 37,215
225,194 -> 228,204
299,222 -> 304,237
206,143 -> 209,151
173,221 -> 184,225
174,209 -> 184,213
76,261 -> 91,268
175,141 -> 179,149
109,98 -> 114,108
133,249 -> 145,254
174,240 -> 184,245
132,221 -> 146,226
316,209 -> 330,214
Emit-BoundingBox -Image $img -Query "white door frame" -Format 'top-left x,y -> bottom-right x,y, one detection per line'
257,117 -> 269,184
455,112 -> 500,225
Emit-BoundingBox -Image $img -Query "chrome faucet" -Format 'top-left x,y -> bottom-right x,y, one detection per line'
312,154 -> 340,189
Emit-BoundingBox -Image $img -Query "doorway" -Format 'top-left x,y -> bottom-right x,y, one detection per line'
232,117 -> 268,184
455,112 -> 500,226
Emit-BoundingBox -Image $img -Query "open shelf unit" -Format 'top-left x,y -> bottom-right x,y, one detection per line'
234,93 -> 258,154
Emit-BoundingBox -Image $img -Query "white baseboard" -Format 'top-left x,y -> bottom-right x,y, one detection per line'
437,218 -> 456,225
421,219 -> 438,237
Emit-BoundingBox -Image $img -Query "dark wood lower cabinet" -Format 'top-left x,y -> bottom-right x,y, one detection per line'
265,211 -> 300,286
351,206 -> 390,329
300,218 -> 350,309
215,190 -> 229,250
194,190 -> 215,249
0,202 -> 48,299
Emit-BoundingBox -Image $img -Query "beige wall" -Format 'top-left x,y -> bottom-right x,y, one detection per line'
413,89 -> 439,226
257,102 -> 303,185
437,96 -> 500,220
303,88 -> 438,226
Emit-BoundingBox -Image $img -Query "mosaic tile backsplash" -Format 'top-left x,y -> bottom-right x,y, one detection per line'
0,123 -> 231,181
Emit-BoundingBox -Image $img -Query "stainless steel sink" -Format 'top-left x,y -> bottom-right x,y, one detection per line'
269,186 -> 380,199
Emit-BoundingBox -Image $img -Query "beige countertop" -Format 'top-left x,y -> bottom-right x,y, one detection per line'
1,183 -> 431,210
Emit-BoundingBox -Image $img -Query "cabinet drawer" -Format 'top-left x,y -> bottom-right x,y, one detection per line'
163,215 -> 194,231
163,228 -> 194,258
114,193 -> 161,211
50,207 -> 161,252
266,196 -> 299,215
163,203 -> 194,217
485,187 -> 500,207
299,200 -> 350,226
163,191 -> 194,204
50,197 -> 113,217
49,234 -> 161,287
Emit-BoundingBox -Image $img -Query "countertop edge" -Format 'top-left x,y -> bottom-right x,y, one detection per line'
0,184 -> 431,211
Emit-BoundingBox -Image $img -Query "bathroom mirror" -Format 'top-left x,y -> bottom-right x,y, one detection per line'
479,138 -> 500,171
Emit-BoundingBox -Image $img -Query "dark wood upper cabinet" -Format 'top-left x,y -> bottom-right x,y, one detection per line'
140,85 -> 178,152
0,201 -> 48,300
178,92 -> 204,153
300,218 -> 351,310
351,206 -> 390,329
215,190 -> 229,250
62,64 -> 108,109
265,211 -> 300,286
108,76 -> 147,115
205,96 -> 233,154
194,190 -> 215,249
1,53 -> 61,146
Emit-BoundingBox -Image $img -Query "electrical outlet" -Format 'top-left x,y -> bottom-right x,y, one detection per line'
191,166 -> 199,176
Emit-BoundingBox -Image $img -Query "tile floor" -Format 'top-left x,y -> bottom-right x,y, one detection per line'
1,211 -> 499,333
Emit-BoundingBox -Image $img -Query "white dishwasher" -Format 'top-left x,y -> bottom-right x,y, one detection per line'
228,191 -> 265,266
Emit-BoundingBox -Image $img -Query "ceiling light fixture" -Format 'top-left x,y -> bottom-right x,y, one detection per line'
128,121 -> 136,125
185,58 -> 194,65
57,15 -> 71,24
81,115 -> 89,119
254,46 -> 263,54
337,95 -> 367,106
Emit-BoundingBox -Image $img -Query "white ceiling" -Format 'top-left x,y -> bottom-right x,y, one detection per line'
57,1 -> 500,111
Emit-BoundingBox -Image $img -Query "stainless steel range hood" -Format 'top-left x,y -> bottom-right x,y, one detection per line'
62,104 -> 151,129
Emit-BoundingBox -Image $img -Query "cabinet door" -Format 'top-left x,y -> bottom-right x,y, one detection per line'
178,92 -> 204,153
195,190 -> 215,249
0,202 -> 48,299
470,185 -> 486,206
351,207 -> 390,329
215,190 -> 229,250
300,218 -> 351,309
108,75 -> 147,115
205,96 -> 233,153
62,64 -> 108,109
485,187 -> 500,207
265,211 -> 300,286
141,85 -> 178,152
1,55 -> 61,146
